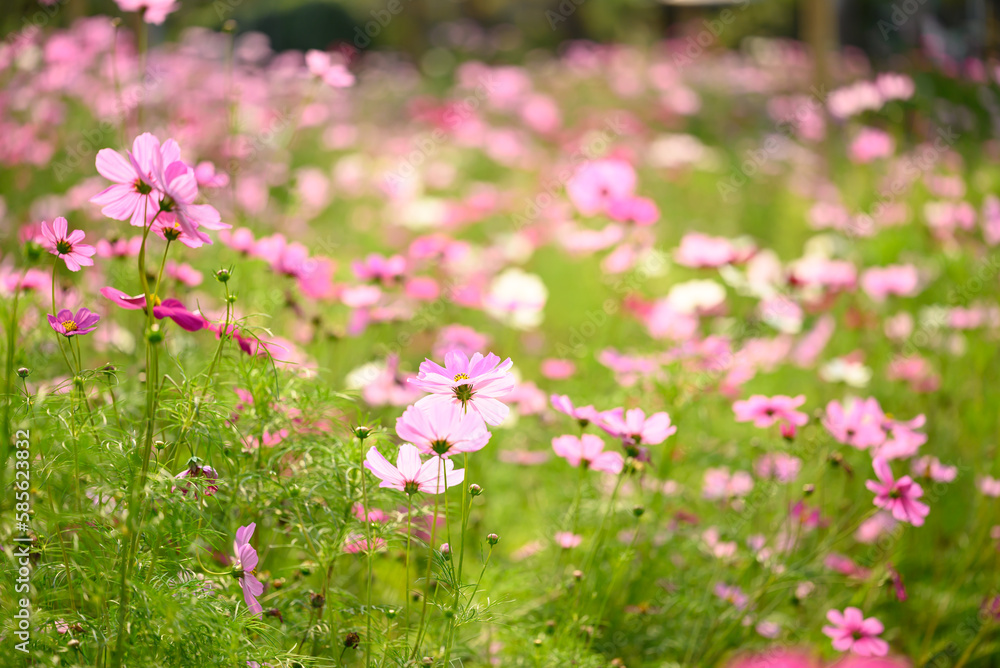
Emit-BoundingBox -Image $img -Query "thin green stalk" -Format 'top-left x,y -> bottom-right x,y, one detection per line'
445,454 -> 472,658
110,206 -> 162,668
360,436 -> 374,668
404,494 -> 413,645
412,459 -> 442,660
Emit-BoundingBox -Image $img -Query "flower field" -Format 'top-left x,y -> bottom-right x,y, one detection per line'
2,6 -> 1000,668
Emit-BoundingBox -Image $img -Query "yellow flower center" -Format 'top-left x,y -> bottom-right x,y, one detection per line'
63,320 -> 78,332
453,373 -> 469,382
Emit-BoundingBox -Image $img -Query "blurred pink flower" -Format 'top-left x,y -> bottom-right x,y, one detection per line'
551,434 -> 623,474
866,458 -> 930,526
822,607 -> 888,656
861,265 -> 919,302
232,523 -> 263,615
566,158 -> 636,216
733,394 -> 808,429
598,407 -> 676,446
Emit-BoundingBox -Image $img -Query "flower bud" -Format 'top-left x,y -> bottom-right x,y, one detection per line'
353,425 -> 372,440
24,240 -> 43,262
486,533 -> 500,546
802,483 -> 815,496
16,367 -> 30,378
146,324 -> 164,344
633,505 -> 645,518
572,569 -> 584,580
310,592 -> 326,609
343,631 -> 360,649
440,543 -> 451,560
780,422 -> 796,441
215,268 -> 231,283
226,294 -> 237,304
469,483 -> 483,497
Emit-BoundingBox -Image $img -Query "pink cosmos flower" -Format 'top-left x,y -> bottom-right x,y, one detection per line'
395,401 -> 491,458
149,144 -> 226,246
565,158 -> 636,216
232,523 -> 263,615
550,394 -> 600,426
822,607 -> 889,656
848,127 -> 895,163
173,460 -> 219,497
978,476 -> 1000,497
48,308 -> 100,337
823,398 -> 886,449
598,408 -> 677,446
714,583 -> 748,609
91,133 -> 170,228
40,217 -> 96,272
725,649 -> 819,668
100,287 -> 206,332
551,434 -> 624,474
675,233 -> 747,268
703,468 -> 754,500
554,532 -> 583,549
364,443 -> 464,495
733,395 -> 809,429
408,351 -> 515,426
825,553 -> 872,579
866,458 -> 930,526
861,265 -> 920,302
910,456 -> 958,482
754,453 -> 802,482
305,50 -> 355,88
606,196 -> 659,226
540,358 -> 576,380
352,253 -> 406,282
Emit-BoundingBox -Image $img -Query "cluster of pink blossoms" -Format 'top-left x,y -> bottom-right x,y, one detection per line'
363,350 -> 514,494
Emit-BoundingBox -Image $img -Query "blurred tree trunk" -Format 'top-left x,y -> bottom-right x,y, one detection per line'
802,0 -> 837,179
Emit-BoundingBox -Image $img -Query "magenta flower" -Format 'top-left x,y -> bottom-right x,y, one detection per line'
395,401 -> 490,458
550,394 -> 600,426
172,460 -> 219,497
408,351 -> 514,426
232,523 -> 263,615
90,133 -> 165,228
822,607 -> 889,656
733,395 -> 809,429
551,434 -> 624,474
48,308 -> 100,337
100,287 -> 206,331
364,443 -> 464,495
598,407 -> 677,446
40,217 -> 96,272
865,457 -> 930,526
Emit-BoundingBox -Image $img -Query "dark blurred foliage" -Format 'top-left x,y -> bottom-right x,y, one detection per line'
2,0 -> 999,63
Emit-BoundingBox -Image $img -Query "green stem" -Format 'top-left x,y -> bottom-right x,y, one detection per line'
360,436 -> 374,668
110,206 -> 162,668
404,494 -> 413,645
412,459 -> 442,660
